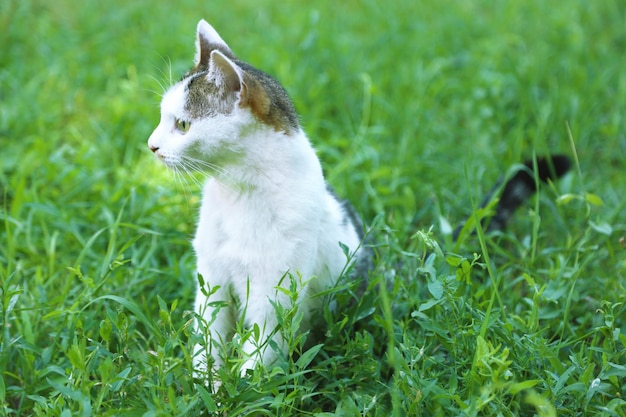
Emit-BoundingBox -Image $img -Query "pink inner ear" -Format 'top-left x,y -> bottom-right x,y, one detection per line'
197,20 -> 229,50
195,20 -> 234,68
209,50 -> 243,92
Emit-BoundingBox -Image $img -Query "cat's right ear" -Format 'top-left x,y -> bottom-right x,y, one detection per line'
208,50 -> 244,93
195,20 -> 234,68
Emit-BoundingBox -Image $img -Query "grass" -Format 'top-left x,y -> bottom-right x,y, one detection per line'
1,0 -> 625,415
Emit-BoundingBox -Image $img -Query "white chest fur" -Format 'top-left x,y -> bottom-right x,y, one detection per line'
191,129 -> 362,375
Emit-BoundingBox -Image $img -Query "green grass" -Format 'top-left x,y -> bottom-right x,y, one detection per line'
1,0 -> 625,415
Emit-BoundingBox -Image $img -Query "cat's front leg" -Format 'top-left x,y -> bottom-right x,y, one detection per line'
192,281 -> 233,389
236,280 -> 289,376
239,301 -> 285,376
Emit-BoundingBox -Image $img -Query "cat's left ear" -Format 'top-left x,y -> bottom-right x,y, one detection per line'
208,50 -> 244,93
195,19 -> 235,68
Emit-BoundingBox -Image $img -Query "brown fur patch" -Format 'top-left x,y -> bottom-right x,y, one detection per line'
237,61 -> 299,135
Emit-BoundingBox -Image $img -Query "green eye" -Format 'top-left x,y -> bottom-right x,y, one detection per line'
175,118 -> 191,134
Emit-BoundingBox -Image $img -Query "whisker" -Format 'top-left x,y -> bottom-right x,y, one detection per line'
186,161 -> 236,191
171,165 -> 198,211
150,57 -> 175,94
171,165 -> 187,191
145,75 -> 168,98
177,160 -> 209,191
180,157 -> 240,196
166,56 -> 173,87
182,156 -> 238,182
181,163 -> 220,193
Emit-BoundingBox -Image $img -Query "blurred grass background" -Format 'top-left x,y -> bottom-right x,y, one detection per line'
1,0 -> 625,415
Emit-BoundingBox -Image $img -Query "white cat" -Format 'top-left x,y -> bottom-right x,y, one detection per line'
147,20 -> 368,382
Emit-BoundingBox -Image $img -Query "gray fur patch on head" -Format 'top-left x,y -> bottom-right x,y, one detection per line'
184,72 -> 238,119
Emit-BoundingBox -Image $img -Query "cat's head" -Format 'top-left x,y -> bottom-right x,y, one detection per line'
148,20 -> 299,170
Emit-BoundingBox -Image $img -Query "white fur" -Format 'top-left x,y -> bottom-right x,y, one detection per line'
148,36 -> 363,386
192,124 -> 360,374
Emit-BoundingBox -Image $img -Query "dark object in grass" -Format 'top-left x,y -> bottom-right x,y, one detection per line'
453,154 -> 571,240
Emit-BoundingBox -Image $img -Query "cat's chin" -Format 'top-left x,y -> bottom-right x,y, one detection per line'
152,151 -> 181,169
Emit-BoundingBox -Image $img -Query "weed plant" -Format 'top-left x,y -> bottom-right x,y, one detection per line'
1,0 -> 625,415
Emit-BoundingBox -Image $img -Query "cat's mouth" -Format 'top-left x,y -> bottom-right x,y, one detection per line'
150,146 -> 176,166
151,150 -> 179,169
153,150 -> 168,165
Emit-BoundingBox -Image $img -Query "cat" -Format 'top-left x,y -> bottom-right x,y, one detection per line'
147,19 -> 570,388
454,155 -> 571,240
148,19 -> 368,383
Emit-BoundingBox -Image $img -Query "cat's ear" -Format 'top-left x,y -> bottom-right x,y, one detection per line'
195,19 -> 234,68
208,50 -> 244,93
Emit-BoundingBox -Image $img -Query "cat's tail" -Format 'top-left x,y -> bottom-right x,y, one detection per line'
453,154 -> 571,240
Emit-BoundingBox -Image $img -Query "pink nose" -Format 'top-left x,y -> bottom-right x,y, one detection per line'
149,145 -> 159,153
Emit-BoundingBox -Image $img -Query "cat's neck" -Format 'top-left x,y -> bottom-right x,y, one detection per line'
207,124 -> 323,201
